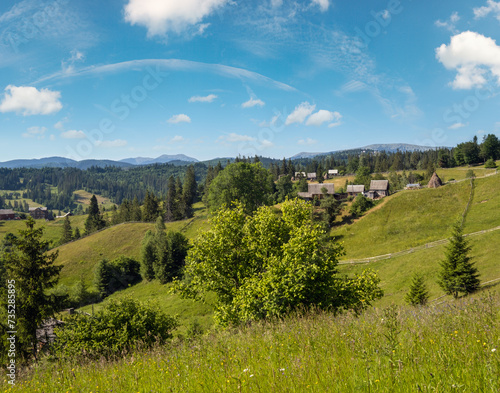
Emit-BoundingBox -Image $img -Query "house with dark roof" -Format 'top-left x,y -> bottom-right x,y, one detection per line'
366,180 -> 389,199
298,183 -> 335,199
0,209 -> 16,220
29,207 -> 49,220
347,185 -> 365,196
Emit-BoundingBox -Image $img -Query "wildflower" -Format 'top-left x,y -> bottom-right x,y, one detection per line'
492,348 -> 497,352
243,369 -> 249,373
250,375 -> 254,378
280,368 -> 285,371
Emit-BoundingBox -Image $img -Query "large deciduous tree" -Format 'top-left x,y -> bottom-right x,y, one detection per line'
178,199 -> 383,326
206,162 -> 274,215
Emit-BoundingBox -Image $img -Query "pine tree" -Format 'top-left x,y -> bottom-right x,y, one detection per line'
181,165 -> 197,218
4,217 -> 63,360
142,191 -> 160,222
165,176 -> 177,222
59,215 -> 73,244
438,221 -> 480,299
131,197 -> 142,221
84,195 -> 106,235
140,231 -> 156,281
405,273 -> 429,306
73,227 -> 81,240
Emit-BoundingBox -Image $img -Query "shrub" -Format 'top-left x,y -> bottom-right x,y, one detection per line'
94,256 -> 141,298
53,298 -> 178,359
349,194 -> 374,217
484,158 -> 497,168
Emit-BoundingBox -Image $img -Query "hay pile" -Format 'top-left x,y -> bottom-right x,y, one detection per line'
427,172 -> 443,188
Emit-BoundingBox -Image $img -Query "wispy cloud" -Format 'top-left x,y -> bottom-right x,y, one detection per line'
168,114 -> 191,124
95,140 -> 128,148
306,110 -> 341,126
435,12 -> 460,33
61,130 -> 86,139
22,126 -> 46,139
217,133 -> 256,145
189,94 -> 217,103
33,59 -> 296,92
171,135 -> 184,142
448,122 -> 468,130
242,97 -> 265,108
298,138 -> 317,145
474,0 -> 500,21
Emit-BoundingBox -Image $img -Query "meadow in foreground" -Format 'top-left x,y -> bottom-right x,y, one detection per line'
6,290 -> 499,392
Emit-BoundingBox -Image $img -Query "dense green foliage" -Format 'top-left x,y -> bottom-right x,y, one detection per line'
58,216 -> 73,245
84,195 -> 106,235
404,273 -> 429,306
93,256 -> 142,298
438,221 -> 481,299
1,218 -> 63,361
53,298 -> 178,359
178,199 -> 383,326
140,218 -> 189,284
11,292 -> 499,392
349,194 -> 374,217
206,162 -> 275,214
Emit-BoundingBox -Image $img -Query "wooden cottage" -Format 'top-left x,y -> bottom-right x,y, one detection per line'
366,180 -> 389,199
29,207 -> 49,220
298,183 -> 335,200
347,185 -> 365,196
327,169 -> 339,178
0,209 -> 16,220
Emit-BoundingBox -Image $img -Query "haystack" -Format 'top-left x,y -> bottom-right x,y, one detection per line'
427,172 -> 442,188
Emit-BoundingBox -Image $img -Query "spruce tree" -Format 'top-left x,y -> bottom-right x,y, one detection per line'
4,217 -> 63,360
165,176 -> 177,222
140,231 -> 156,281
405,273 -> 429,306
438,221 -> 480,299
84,195 -> 106,235
59,215 -> 73,245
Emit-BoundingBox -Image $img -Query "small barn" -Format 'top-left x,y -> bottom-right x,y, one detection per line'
307,172 -> 317,181
427,172 -> 443,188
298,183 -> 335,199
366,180 -> 389,199
327,169 -> 339,178
0,209 -> 16,220
29,207 -> 49,220
347,185 -> 365,196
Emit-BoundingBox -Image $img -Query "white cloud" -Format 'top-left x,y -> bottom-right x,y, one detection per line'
189,94 -> 217,103
448,122 -> 468,130
218,133 -> 256,143
285,102 -> 316,125
95,140 -> 128,148
435,12 -> 460,33
171,135 -> 184,142
50,134 -> 55,141
306,110 -> 342,126
124,0 -> 229,37
259,139 -> 274,148
168,114 -> 191,124
271,0 -> 283,7
435,31 -> 500,89
474,0 -> 500,21
242,97 -> 265,108
22,126 -> 46,139
0,85 -> 62,116
328,121 -> 342,128
298,138 -> 317,145
260,114 -> 280,128
61,130 -> 86,139
311,0 -> 329,12
54,120 -> 65,130
62,49 -> 85,73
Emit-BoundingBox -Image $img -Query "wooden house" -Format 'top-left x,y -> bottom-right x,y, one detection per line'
29,207 -> 49,220
327,169 -> 339,178
298,183 -> 335,199
0,209 -> 16,220
306,172 -> 317,180
347,185 -> 365,196
366,180 -> 389,199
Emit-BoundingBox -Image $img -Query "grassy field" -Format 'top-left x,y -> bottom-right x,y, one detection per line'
55,202 -> 210,288
7,290 -> 499,392
73,190 -> 115,210
0,215 -> 87,246
331,173 -> 500,259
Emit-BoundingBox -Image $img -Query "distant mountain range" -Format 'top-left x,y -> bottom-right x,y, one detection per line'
0,144 -> 441,169
0,154 -> 198,170
290,143 -> 439,159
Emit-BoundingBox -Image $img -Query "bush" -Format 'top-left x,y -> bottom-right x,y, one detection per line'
484,158 -> 497,168
53,298 -> 178,359
349,194 -> 374,217
94,256 -> 141,298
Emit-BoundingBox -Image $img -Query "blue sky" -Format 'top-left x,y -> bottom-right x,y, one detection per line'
1,0 -> 500,161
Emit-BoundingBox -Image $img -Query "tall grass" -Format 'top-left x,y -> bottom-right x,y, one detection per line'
5,291 -> 499,392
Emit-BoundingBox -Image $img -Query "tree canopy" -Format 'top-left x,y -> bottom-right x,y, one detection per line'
177,199 -> 383,326
206,162 -> 274,214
